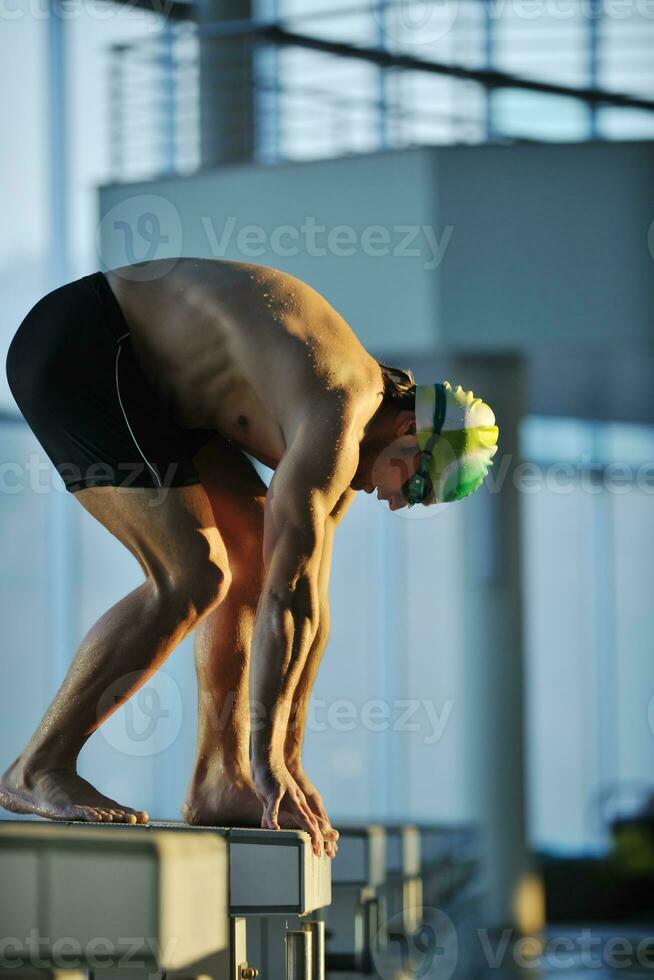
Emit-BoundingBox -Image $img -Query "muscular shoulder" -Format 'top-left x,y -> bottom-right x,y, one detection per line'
273,390 -> 359,513
296,389 -> 360,471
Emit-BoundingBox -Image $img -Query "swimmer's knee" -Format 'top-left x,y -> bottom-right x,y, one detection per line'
157,536 -> 232,625
167,562 -> 231,624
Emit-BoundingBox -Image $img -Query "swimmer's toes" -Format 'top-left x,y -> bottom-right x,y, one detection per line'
100,798 -> 147,823
70,805 -> 104,823
104,808 -> 136,824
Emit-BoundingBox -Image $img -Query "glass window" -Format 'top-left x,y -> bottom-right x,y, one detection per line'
522,416 -> 654,853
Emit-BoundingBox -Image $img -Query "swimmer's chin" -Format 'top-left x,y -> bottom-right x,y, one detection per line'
350,477 -> 374,493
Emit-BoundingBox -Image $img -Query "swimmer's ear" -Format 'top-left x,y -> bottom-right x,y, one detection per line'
395,411 -> 417,438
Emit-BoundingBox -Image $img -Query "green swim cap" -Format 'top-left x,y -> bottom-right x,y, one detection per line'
413,381 -> 499,504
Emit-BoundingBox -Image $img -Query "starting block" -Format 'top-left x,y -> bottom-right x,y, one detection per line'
323,824 -> 386,974
323,821 -> 482,977
382,824 -> 423,938
0,819 -> 331,980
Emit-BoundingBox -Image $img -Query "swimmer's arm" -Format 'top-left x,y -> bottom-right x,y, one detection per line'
284,487 -> 357,770
249,411 -> 357,773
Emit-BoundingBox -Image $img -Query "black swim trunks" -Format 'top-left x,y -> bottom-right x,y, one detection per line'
6,271 -> 215,493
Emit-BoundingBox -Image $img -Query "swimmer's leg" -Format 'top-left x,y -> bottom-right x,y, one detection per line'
182,437 -> 336,853
0,483 -> 230,825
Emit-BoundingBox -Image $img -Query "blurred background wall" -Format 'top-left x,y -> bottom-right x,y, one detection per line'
1,0 -> 653,934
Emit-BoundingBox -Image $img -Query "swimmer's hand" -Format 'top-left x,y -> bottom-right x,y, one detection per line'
253,760 -> 324,856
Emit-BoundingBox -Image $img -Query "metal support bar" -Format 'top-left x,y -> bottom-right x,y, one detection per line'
587,0 -> 602,137
285,929 -> 312,980
303,920 -> 325,980
47,0 -> 76,686
483,1 -> 495,140
231,917 -> 248,980
160,25 -> 177,175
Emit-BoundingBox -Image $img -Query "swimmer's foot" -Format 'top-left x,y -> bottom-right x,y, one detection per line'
183,765 -> 336,856
0,759 -> 148,824
183,769 -> 263,828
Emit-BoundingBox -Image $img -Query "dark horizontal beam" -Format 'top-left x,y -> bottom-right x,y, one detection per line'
105,5 -> 654,115
262,25 -> 654,113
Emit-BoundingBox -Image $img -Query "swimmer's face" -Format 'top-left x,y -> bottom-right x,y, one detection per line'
353,409 -> 434,509
369,432 -> 423,511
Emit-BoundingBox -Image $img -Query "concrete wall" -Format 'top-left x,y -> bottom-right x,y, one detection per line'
99,148 -> 441,355
435,141 -> 654,353
99,141 -> 654,419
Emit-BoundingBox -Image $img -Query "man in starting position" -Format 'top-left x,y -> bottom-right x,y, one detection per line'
1,259 -> 498,856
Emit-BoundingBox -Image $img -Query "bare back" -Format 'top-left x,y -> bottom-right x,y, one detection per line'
107,259 -> 381,473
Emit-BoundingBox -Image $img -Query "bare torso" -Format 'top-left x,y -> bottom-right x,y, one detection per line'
107,258 -> 382,473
